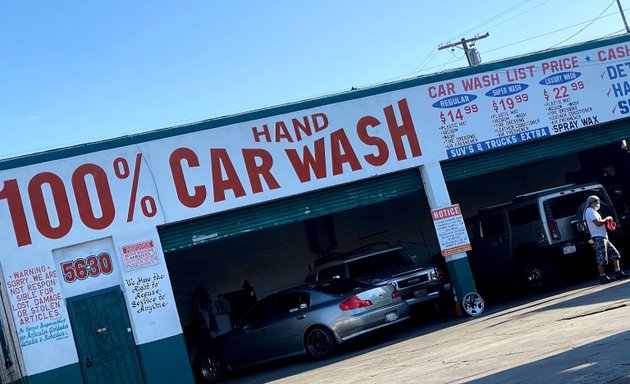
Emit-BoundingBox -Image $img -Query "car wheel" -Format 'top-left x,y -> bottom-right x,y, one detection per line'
196,351 -> 224,383
461,292 -> 485,317
305,326 -> 337,359
520,257 -> 557,292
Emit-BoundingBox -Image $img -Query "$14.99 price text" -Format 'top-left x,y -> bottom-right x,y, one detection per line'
440,104 -> 479,124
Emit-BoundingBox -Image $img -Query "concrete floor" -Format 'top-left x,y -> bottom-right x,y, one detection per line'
223,277 -> 630,384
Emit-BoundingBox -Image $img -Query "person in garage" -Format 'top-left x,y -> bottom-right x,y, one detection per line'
584,195 -> 629,284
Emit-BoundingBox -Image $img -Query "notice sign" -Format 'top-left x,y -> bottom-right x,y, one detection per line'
121,240 -> 159,272
431,204 -> 471,257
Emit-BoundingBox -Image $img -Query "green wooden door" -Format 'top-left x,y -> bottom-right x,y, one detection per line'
67,287 -> 144,384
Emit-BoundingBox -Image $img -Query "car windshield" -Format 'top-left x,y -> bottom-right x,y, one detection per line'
347,250 -> 414,278
313,279 -> 369,294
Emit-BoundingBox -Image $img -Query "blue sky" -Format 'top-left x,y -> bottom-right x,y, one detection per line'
1,0 -> 627,159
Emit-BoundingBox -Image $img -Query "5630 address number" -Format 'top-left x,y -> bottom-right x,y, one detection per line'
61,252 -> 114,283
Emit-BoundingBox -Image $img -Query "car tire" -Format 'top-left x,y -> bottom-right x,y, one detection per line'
195,350 -> 224,383
305,326 -> 337,359
519,256 -> 558,292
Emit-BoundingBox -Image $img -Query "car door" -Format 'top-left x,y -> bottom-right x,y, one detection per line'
223,295 -> 277,368
472,212 -> 512,280
265,292 -> 310,357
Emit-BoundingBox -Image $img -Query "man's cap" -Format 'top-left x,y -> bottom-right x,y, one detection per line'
586,195 -> 600,205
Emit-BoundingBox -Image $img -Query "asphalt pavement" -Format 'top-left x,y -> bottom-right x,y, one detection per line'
223,276 -> 630,384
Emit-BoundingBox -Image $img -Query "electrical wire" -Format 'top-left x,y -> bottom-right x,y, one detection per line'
550,0 -> 616,48
483,9 -> 622,55
360,4 -> 629,87
604,28 -> 626,37
446,0 -> 533,42
483,0 -> 551,32
421,0 -> 564,75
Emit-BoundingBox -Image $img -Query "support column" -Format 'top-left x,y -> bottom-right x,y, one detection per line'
420,162 -> 477,300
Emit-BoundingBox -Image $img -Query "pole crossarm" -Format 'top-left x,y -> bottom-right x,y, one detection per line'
438,33 -> 490,66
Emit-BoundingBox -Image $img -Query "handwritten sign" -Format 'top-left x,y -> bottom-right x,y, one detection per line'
7,265 -> 70,346
431,204 -> 472,256
125,272 -> 169,315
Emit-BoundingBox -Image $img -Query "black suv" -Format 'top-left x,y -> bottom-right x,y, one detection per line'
305,244 -> 453,313
466,183 -> 621,292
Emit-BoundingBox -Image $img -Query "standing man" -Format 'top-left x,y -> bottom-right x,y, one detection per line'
584,195 -> 628,284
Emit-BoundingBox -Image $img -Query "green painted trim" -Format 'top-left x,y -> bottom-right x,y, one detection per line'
446,256 -> 477,301
2,35 -> 629,171
25,363 -> 83,384
158,169 -> 423,252
23,335 -> 193,384
137,334 -> 194,384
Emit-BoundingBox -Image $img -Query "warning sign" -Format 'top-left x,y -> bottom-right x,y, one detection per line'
121,240 -> 159,271
431,204 -> 472,257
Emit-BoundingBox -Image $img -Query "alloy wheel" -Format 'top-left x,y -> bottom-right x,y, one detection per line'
462,292 -> 485,317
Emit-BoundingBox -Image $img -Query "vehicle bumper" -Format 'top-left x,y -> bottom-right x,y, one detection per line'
400,280 -> 451,307
335,302 -> 410,342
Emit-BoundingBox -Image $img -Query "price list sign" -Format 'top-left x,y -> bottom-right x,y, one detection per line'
422,41 -> 630,160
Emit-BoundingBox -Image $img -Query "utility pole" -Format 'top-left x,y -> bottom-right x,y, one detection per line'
616,0 -> 630,33
438,32 -> 490,66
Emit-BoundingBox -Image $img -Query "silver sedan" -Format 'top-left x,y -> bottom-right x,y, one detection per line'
194,279 -> 410,382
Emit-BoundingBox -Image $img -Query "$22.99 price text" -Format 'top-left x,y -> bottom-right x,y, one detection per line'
543,81 -> 585,101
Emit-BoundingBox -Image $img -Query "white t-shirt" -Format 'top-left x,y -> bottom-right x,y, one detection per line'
585,207 -> 607,238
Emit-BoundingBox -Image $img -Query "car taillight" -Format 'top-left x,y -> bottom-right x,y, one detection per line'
339,295 -> 373,311
548,219 -> 561,239
391,288 -> 400,299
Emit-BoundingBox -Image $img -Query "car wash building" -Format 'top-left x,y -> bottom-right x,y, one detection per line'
1,34 -> 630,383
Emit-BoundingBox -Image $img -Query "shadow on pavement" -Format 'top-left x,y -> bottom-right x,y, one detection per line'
219,279 -> 630,383
476,278 -> 629,323
220,315 -> 458,383
465,331 -> 630,384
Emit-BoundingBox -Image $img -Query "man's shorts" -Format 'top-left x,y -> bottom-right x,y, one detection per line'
591,236 -> 621,266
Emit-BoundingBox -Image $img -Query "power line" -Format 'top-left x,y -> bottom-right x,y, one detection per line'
485,9 -> 623,55
446,0 -> 533,42
379,3 -> 629,84
483,0 -> 551,32
415,1 -> 548,74
551,0 -> 616,47
438,33 -> 490,66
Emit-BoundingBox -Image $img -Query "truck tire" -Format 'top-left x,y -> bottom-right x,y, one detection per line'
518,256 -> 558,292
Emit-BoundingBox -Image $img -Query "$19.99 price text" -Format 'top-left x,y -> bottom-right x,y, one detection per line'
492,93 -> 529,112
